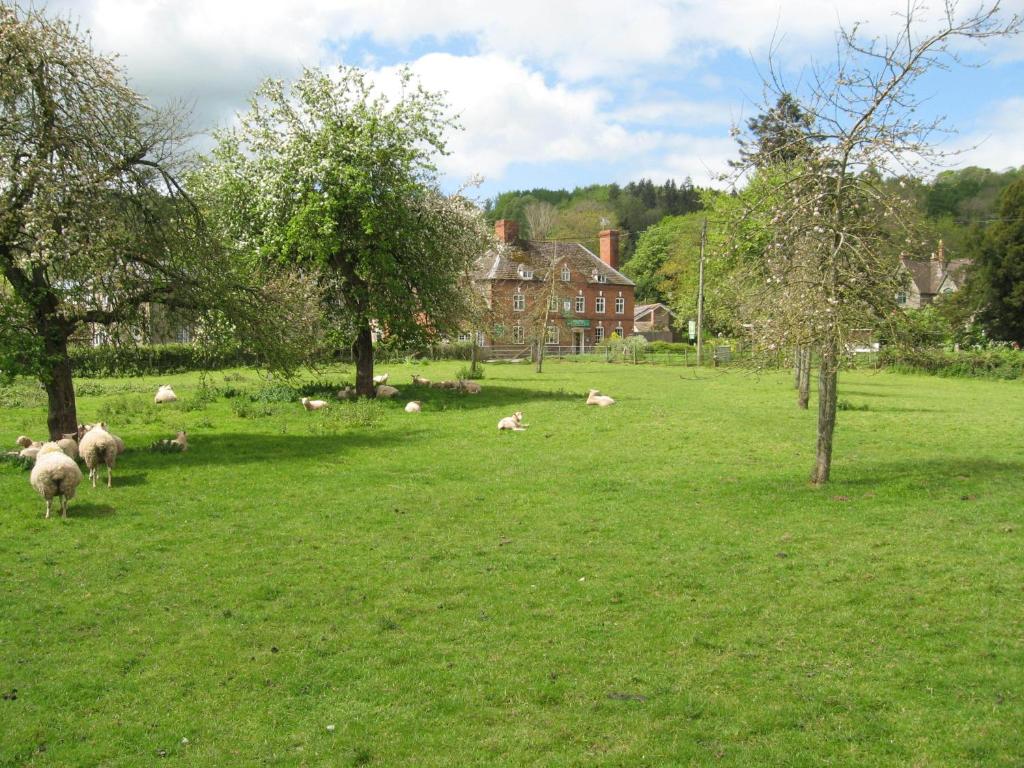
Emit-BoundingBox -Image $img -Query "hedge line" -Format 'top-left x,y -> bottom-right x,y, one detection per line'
878,347 -> 1024,379
69,344 -> 259,378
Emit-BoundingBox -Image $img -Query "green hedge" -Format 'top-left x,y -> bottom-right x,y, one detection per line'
69,344 -> 259,378
646,341 -> 692,353
878,347 -> 1024,379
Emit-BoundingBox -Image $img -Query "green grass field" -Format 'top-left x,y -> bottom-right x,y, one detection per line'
1,361 -> 1022,766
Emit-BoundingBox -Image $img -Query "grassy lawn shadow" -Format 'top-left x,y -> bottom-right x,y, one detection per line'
838,457 -> 1024,487
70,502 -> 116,518
399,384 -> 582,411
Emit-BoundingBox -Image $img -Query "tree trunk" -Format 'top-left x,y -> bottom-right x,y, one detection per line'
534,338 -> 544,373
793,347 -> 802,388
43,333 -> 78,440
353,325 -> 375,397
811,345 -> 838,485
797,347 -> 811,409
470,336 -> 479,375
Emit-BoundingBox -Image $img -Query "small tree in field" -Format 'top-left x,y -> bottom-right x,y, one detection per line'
0,5 -> 309,437
197,67 -> 491,396
728,1 -> 1019,484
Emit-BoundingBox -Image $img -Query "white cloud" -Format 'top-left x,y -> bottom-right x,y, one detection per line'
953,97 -> 1024,172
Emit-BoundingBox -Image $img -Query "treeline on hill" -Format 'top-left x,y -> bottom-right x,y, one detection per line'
483,178 -> 706,262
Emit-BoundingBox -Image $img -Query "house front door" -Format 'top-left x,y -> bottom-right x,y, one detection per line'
572,329 -> 585,354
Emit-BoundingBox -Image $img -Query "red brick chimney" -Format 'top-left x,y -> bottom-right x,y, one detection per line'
599,229 -> 619,270
495,219 -> 519,245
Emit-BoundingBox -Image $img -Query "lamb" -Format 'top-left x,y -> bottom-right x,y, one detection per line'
375,384 -> 400,398
586,389 -> 616,407
79,423 -> 119,488
15,435 -> 40,449
404,401 -> 422,413
336,386 -> 356,400
30,442 -> 83,518
151,430 -> 188,452
497,411 -> 528,431
19,446 -> 40,461
154,384 -> 178,404
458,380 -> 482,394
56,434 -> 79,461
373,373 -> 389,385
411,374 -> 431,386
301,397 -> 328,411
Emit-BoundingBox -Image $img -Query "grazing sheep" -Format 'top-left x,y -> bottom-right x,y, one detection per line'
586,389 -> 616,407
30,442 -> 83,518
497,411 -> 528,431
404,401 -> 422,413
458,380 -> 482,394
154,384 -> 178,404
301,397 -> 328,411
336,386 -> 356,400
375,384 -> 400,398
56,436 -> 79,461
373,373 -> 389,385
79,423 -> 119,488
411,374 -> 431,386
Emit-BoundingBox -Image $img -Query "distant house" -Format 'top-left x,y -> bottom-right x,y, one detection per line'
899,242 -> 970,308
633,302 -> 679,342
471,220 -> 636,352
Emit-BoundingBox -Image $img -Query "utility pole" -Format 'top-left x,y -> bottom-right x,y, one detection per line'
696,218 -> 707,366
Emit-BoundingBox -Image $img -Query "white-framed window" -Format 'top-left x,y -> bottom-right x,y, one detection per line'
175,326 -> 192,344
562,299 -> 572,313
596,273 -> 607,283
595,296 -> 606,313
615,297 -> 625,314
575,295 -> 585,313
512,325 -> 524,344
518,264 -> 534,279
595,326 -> 605,342
457,332 -> 472,342
615,326 -> 624,338
548,295 -> 559,312
896,291 -> 907,305
561,265 -> 571,282
513,292 -> 525,311
476,331 -> 485,347
546,325 -> 559,345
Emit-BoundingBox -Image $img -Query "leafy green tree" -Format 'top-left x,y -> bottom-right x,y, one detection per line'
0,5 -> 307,437
732,92 -> 816,169
197,67 -> 490,396
970,178 -> 1024,343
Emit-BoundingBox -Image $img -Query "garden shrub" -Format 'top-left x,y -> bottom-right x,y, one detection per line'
878,347 -> 1024,379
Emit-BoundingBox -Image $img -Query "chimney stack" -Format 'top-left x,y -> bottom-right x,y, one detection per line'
495,219 -> 519,245
599,229 -> 620,270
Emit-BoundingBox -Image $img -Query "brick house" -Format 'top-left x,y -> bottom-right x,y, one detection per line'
472,220 -> 636,352
633,302 -> 679,342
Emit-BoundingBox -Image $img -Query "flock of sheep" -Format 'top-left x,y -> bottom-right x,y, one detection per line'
11,377 -> 616,518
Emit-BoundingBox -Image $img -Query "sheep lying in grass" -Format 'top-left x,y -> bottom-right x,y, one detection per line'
404,401 -> 422,413
30,442 -> 83,518
19,445 -> 40,460
497,411 -> 527,431
431,380 -> 459,390
301,397 -> 328,411
411,374 -> 431,386
154,384 -> 178,404
375,384 -> 400,398
336,386 -> 356,400
16,435 -> 40,450
458,380 -> 482,394
151,430 -> 189,453
373,373 -> 389,385
79,423 -> 119,488
586,389 -> 616,407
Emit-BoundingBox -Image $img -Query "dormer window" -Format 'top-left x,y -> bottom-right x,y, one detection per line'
595,272 -> 607,284
561,265 -> 571,282
517,264 -> 534,280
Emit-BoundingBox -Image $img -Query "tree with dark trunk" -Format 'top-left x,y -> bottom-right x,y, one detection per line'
195,67 -> 490,396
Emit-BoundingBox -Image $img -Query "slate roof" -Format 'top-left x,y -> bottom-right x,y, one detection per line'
473,240 -> 635,286
900,257 -> 971,296
634,302 -> 674,319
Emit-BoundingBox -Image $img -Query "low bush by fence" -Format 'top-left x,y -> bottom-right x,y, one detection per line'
69,343 -> 259,378
878,347 -> 1024,379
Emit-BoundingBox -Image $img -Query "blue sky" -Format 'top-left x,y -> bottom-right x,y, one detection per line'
52,1 -> 1024,201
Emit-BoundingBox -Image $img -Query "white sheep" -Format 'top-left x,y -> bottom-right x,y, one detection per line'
586,389 -> 616,407
404,401 -> 422,413
431,380 -> 458,390
79,423 -> 119,488
171,430 -> 188,451
459,380 -> 482,394
154,384 -> 178,404
336,386 -> 356,400
411,374 -> 431,386
497,411 -> 528,431
81,424 -> 124,455
30,442 -> 83,518
373,373 -> 389,385
152,430 -> 188,452
375,384 -> 400,398
56,434 -> 79,461
19,445 -> 40,460
15,435 -> 40,449
301,397 -> 328,411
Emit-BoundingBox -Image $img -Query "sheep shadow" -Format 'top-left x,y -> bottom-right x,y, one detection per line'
111,472 -> 148,487
70,502 -> 116,518
394,384 -> 582,412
